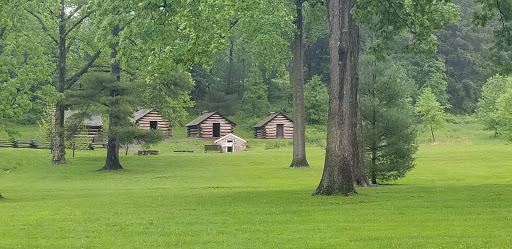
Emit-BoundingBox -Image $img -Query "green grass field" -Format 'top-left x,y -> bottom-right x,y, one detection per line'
1,120 -> 512,248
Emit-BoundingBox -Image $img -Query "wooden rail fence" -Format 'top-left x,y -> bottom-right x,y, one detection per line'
0,140 -> 51,149
0,140 -> 106,151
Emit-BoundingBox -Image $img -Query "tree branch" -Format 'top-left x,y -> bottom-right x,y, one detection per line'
311,0 -> 324,7
65,40 -> 74,54
66,4 -> 84,21
26,9 -> 58,45
64,49 -> 102,89
64,11 -> 92,38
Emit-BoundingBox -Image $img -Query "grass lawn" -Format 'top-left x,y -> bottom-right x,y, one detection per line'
1,121 -> 512,248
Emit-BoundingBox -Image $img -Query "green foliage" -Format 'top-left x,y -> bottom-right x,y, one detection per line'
304,1 -> 328,42
143,71 -> 195,127
305,125 -> 326,147
238,68 -> 271,126
437,0 -> 494,113
116,126 -> 163,150
236,0 -> 295,70
360,55 -> 418,183
354,0 -> 459,56
266,75 -> 292,115
473,0 -> 512,49
495,88 -> 512,140
0,1 -> 55,136
477,75 -> 512,134
305,75 -> 328,125
394,55 -> 450,106
415,87 -> 447,142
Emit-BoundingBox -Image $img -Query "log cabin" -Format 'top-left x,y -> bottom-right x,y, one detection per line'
65,111 -> 103,142
65,108 -> 171,141
186,111 -> 236,138
253,112 -> 293,139
134,108 -> 171,136
214,133 -> 247,152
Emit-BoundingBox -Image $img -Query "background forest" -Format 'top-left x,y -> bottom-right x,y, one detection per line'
6,0 -> 505,129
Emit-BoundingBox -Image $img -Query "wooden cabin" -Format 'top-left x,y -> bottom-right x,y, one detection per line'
65,108 -> 171,141
253,112 -> 293,139
134,108 -> 171,136
65,111 -> 103,142
214,133 -> 247,152
186,111 -> 236,138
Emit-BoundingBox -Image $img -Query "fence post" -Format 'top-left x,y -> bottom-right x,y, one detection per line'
72,142 -> 75,158
12,140 -> 18,148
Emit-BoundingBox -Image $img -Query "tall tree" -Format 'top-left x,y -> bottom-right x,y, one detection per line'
477,75 -> 512,135
415,87 -> 446,142
102,25 -> 122,170
313,0 -> 359,195
24,0 -> 102,164
289,0 -> 310,168
360,55 -> 418,184
314,0 -> 457,195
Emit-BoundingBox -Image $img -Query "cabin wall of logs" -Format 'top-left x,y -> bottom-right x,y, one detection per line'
187,112 -> 235,138
136,110 -> 171,136
254,113 -> 293,139
75,125 -> 102,142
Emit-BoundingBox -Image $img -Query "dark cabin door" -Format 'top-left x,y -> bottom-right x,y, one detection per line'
213,123 -> 221,137
150,121 -> 158,130
276,124 -> 284,138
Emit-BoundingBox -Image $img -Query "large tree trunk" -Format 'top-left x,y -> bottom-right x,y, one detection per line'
289,0 -> 310,168
353,96 -> 371,186
100,25 -> 123,171
101,111 -> 123,170
313,0 -> 358,195
51,104 -> 67,164
353,57 -> 371,187
51,1 -> 68,164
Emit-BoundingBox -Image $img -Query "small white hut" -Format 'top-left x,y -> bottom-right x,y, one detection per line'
214,133 -> 247,153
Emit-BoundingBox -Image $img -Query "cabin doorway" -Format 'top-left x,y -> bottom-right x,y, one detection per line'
276,124 -> 284,138
150,121 -> 158,130
227,147 -> 233,152
213,123 -> 221,137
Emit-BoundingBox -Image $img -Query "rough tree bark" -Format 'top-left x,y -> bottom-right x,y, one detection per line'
101,110 -> 123,170
352,95 -> 372,187
313,0 -> 358,195
51,2 -> 68,164
100,25 -> 123,171
289,0 -> 310,168
352,59 -> 371,187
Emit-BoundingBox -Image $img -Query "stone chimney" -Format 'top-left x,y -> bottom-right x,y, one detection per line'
201,110 -> 209,115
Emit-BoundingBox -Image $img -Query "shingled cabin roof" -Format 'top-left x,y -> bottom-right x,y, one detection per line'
134,108 -> 154,121
66,108 -> 160,127
185,112 -> 235,127
253,112 -> 292,128
65,111 -> 103,127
